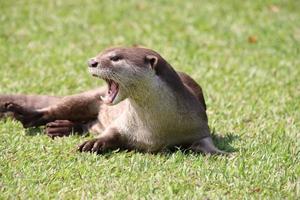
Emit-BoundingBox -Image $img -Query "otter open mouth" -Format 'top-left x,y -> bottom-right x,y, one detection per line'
100,79 -> 119,104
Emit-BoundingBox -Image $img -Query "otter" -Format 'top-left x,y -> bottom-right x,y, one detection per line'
0,47 -> 224,154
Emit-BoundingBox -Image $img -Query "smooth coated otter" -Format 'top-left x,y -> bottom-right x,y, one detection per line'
0,47 -> 224,154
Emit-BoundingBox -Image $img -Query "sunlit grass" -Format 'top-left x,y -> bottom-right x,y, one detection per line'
0,0 -> 299,199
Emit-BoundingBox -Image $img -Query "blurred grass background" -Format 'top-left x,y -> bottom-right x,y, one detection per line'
0,0 -> 299,199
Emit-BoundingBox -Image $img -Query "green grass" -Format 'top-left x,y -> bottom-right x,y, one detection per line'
0,0 -> 299,199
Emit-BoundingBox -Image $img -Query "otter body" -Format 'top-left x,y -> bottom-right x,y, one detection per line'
1,47 -> 224,154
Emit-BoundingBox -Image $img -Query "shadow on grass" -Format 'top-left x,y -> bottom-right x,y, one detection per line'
211,131 -> 239,153
0,116 -> 45,136
158,131 -> 239,156
0,115 -> 44,136
19,122 -> 239,156
102,131 -> 239,158
25,127 -> 44,136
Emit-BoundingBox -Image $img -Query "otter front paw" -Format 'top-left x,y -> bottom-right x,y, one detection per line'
78,138 -> 108,153
78,129 -> 122,154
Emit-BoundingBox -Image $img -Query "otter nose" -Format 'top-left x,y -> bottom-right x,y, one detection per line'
88,59 -> 99,68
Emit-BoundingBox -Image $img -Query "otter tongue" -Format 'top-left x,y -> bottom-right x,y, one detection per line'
101,81 -> 118,104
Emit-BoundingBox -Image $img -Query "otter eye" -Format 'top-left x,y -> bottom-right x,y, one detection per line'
110,55 -> 122,62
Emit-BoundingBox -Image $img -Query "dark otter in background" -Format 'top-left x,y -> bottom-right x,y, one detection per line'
0,47 -> 224,154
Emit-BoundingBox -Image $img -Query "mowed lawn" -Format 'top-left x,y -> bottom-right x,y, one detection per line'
0,0 -> 299,199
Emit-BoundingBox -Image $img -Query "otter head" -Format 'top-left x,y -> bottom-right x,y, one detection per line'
88,47 -> 183,105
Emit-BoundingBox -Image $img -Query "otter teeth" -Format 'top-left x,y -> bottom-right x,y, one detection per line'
100,95 -> 112,104
100,95 -> 105,101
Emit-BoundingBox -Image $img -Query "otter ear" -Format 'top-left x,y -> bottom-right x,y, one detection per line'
145,55 -> 158,71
